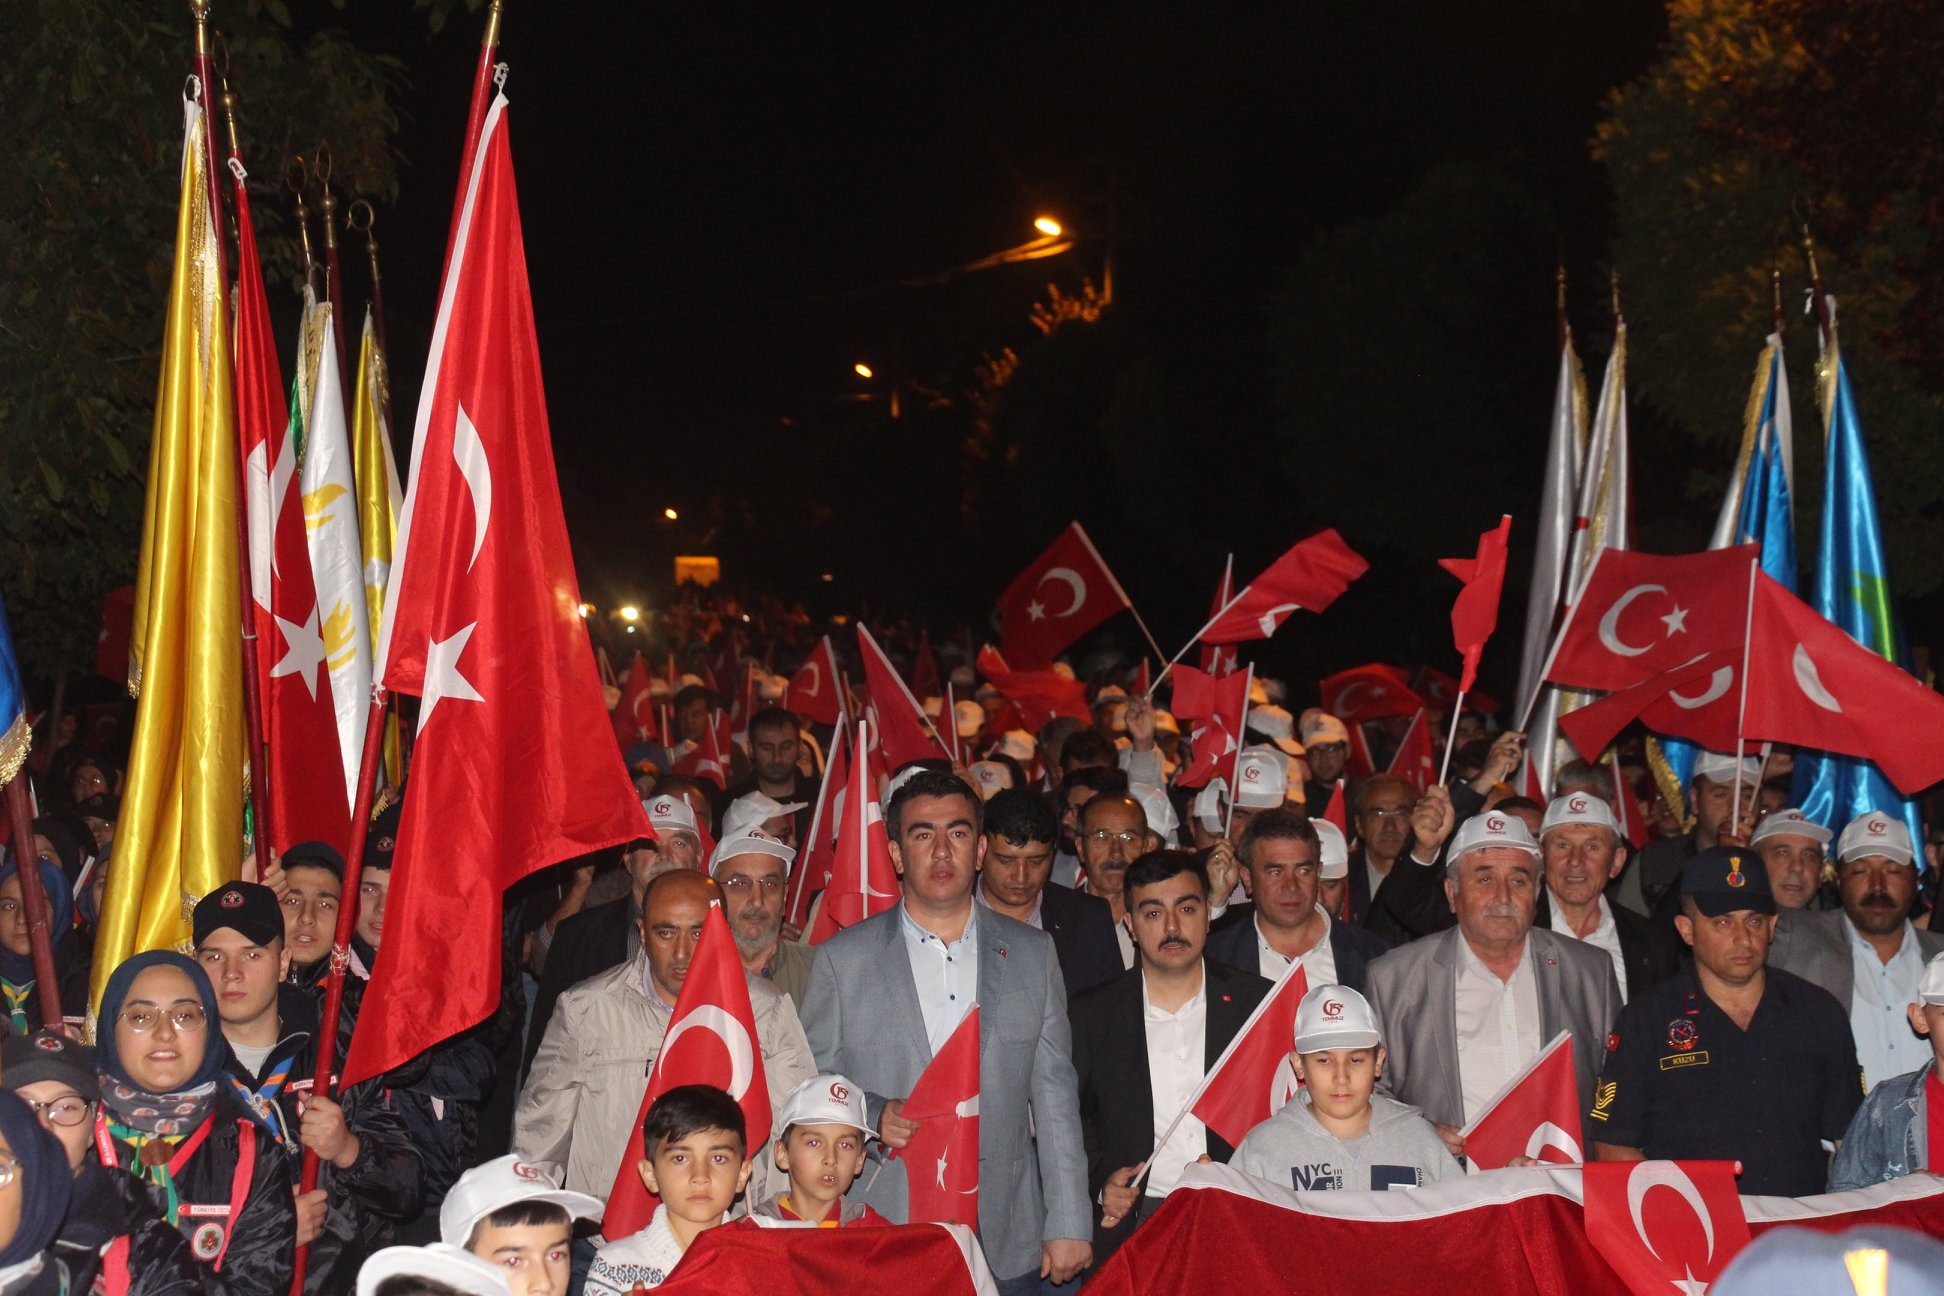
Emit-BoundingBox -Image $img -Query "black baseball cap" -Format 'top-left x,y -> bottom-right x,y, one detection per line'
1,1030 -> 98,1102
1682,845 -> 1776,917
192,881 -> 284,947
364,804 -> 402,872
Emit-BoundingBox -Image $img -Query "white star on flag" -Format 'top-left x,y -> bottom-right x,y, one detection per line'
270,605 -> 328,701
1027,600 -> 1046,621
1661,605 -> 1689,636
419,621 -> 484,731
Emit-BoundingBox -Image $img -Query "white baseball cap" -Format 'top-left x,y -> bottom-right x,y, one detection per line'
1293,983 -> 1381,1053
439,1155 -> 602,1247
756,673 -> 787,702
995,730 -> 1036,763
723,791 -> 807,840
1131,784 -> 1179,839
709,827 -> 797,873
1917,952 -> 1944,1006
1192,780 -> 1227,835
969,760 -> 1013,796
1299,710 -> 1351,747
1447,811 -> 1541,865
953,699 -> 984,739
1313,819 -> 1349,879
1692,750 -> 1762,786
1233,746 -> 1289,810
1540,792 -> 1620,838
922,695 -> 945,718
1749,808 -> 1833,849
358,1244 -> 512,1296
774,1072 -> 877,1139
644,795 -> 700,840
1246,705 -> 1305,758
1836,812 -> 1915,867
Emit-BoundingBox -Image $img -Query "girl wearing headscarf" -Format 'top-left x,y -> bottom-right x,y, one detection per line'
0,1089 -> 75,1294
95,951 -> 295,1296
0,857 -> 87,1035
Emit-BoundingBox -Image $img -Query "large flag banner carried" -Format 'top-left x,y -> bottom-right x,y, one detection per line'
995,522 -> 1129,667
345,92 -> 650,1085
648,1218 -> 997,1296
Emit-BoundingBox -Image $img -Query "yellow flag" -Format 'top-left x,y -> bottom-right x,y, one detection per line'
351,305 -> 404,785
95,92 -> 245,1011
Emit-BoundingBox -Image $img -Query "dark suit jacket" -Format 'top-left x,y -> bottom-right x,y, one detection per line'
521,897 -> 631,1079
1039,882 -> 1125,998
1070,958 -> 1271,1258
1533,893 -> 1682,1002
1204,906 -> 1390,992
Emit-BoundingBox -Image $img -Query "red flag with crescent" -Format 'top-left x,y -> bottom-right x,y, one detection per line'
603,902 -> 774,1241
1202,530 -> 1368,646
1318,664 -> 1424,724
787,636 -> 842,727
1189,962 -> 1309,1147
995,522 -> 1128,668
1545,547 -> 1757,692
1460,1030 -> 1582,1172
612,652 -> 660,746
891,1005 -> 981,1228
808,723 -> 899,944
1581,1160 -> 1750,1295
858,625 -> 951,769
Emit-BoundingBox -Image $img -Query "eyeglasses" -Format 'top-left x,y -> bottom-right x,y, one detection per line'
1088,829 -> 1144,846
1361,808 -> 1412,823
24,1097 -> 90,1128
117,1005 -> 208,1034
0,1154 -> 16,1189
718,875 -> 784,894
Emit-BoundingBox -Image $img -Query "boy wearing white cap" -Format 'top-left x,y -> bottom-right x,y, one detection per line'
1229,985 -> 1460,1191
1829,952 -> 1944,1191
358,1243 -> 513,1296
752,1074 -> 892,1227
439,1155 -> 601,1296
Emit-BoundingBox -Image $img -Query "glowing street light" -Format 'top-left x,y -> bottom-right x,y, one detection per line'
618,605 -> 641,623
853,363 -> 874,379
576,602 -> 594,619
1034,215 -> 1064,238
663,507 -> 679,521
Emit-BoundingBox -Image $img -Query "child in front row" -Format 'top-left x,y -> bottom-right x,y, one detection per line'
1230,984 -> 1461,1192
753,1073 -> 893,1227
585,1084 -> 753,1295
1829,951 -> 1944,1191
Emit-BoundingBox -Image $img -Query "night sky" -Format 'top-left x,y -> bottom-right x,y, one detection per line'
331,0 -> 1670,697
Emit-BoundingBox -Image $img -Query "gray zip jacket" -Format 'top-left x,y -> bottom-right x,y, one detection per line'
1230,1092 -> 1462,1193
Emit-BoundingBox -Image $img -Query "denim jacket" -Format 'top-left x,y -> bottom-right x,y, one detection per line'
1828,1062 -> 1930,1193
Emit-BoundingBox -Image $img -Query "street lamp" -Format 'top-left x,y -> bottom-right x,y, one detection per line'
853,362 -> 874,379
576,602 -> 594,619
619,605 -> 641,623
663,507 -> 679,521
1034,215 -> 1063,238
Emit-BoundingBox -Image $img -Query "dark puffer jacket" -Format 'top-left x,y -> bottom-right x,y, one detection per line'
55,1164 -> 207,1296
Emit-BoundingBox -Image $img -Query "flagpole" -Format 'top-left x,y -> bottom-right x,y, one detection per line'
289,689 -> 388,1296
1515,544 -> 1612,734
1072,523 -> 1169,665
317,162 -> 356,416
192,0 -> 272,878
447,0 -> 505,269
3,777 -> 63,1030
1437,691 -> 1468,786
1147,594 -> 1245,698
1221,665 -> 1255,840
1726,556 -> 1760,843
784,723 -> 842,928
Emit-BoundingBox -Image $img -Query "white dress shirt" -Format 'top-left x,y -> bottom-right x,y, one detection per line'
1453,936 -> 1543,1124
1254,907 -> 1338,988
1115,921 -> 1136,970
900,903 -> 981,1054
1544,893 -> 1629,1004
1848,919 -> 1930,1092
1142,970 -> 1208,1196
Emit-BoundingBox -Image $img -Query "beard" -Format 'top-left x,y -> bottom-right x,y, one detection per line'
731,908 -> 782,960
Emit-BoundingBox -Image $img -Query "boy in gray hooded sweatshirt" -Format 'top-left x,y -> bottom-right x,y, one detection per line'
1231,984 -> 1460,1192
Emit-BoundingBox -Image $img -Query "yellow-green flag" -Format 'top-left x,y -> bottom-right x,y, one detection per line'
95,91 -> 245,1011
351,305 -> 404,785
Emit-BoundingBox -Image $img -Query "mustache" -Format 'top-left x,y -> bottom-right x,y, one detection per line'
1159,936 -> 1191,950
1478,905 -> 1523,921
1858,892 -> 1897,908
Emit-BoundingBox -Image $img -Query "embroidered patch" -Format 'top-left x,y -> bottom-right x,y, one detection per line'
1591,1079 -> 1617,1117
1660,1051 -> 1710,1071
1605,1032 -> 1621,1054
1666,1019 -> 1698,1052
191,1222 -> 226,1260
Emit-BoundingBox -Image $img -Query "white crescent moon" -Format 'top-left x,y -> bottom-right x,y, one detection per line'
1668,665 -> 1733,710
1036,566 -> 1088,618
1522,1121 -> 1583,1164
1333,680 -> 1372,716
657,1004 -> 757,1101
1626,1161 -> 1716,1263
1793,644 -> 1844,713
1268,1055 -> 1300,1116
453,404 -> 494,573
798,661 -> 822,697
1598,584 -> 1665,657
1256,603 -> 1303,637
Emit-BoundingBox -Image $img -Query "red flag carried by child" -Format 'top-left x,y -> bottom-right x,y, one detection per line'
1582,1160 -> 1751,1296
893,1006 -> 981,1229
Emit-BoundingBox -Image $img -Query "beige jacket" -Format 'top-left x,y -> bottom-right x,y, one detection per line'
513,950 -> 816,1203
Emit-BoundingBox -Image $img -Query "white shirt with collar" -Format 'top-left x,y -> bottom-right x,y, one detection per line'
1847,918 -> 1930,1092
1543,893 -> 1629,1004
1254,906 -> 1338,988
900,903 -> 981,1054
1142,968 -> 1208,1197
1453,935 -> 1543,1125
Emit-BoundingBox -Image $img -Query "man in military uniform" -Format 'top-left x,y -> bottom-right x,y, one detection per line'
1590,846 -> 1863,1197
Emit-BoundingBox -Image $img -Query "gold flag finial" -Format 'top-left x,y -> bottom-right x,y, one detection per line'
483,0 -> 504,50
349,199 -> 381,287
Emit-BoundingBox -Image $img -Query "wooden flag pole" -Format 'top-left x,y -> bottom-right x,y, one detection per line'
3,778 -> 63,1031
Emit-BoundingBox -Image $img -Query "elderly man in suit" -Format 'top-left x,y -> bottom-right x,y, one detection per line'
976,788 -> 1124,998
1769,812 -> 1944,1092
801,769 -> 1093,1293
1534,793 -> 1680,1004
1206,809 -> 1389,991
1364,811 -> 1621,1158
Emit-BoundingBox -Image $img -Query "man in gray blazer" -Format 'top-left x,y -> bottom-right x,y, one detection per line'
801,769 -> 1093,1293
1364,811 -> 1622,1156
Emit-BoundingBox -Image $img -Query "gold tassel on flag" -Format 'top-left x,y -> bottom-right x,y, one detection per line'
94,84 -> 246,1011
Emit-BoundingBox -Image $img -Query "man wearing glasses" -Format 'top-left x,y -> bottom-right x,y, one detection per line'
709,827 -> 812,1008
1077,793 -> 1160,971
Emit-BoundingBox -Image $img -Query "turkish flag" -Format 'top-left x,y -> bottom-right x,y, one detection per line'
1582,1161 -> 1750,1296
858,626 -> 951,770
1318,664 -> 1424,724
1556,653 -> 1742,764
1319,781 -> 1347,835
975,645 -> 1089,728
1175,670 -> 1253,791
603,902 -> 774,1241
1460,1031 -> 1582,1171
1200,556 -> 1241,677
1202,531 -> 1368,645
674,709 -> 734,791
787,636 -> 842,727
892,1005 -> 980,1229
808,724 -> 900,944
651,1217 -> 994,1296
995,522 -> 1127,667
1745,573 -> 1944,794
911,627 -> 942,703
346,93 -> 649,1086
1385,709 -> 1437,796
1190,962 -> 1309,1147
1439,516 -> 1513,694
1547,546 -> 1757,692
612,652 -> 660,747
783,725 -> 848,932
1415,666 -> 1500,718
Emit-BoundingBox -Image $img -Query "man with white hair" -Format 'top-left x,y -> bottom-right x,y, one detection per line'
1364,812 -> 1622,1155
710,827 -> 813,1007
643,793 -> 705,874
1749,808 -> 1833,911
1535,793 -> 1679,1003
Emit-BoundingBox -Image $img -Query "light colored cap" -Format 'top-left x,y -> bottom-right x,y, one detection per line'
1132,784 -> 1179,838
1836,812 -> 1915,866
1313,820 -> 1349,878
1692,749 -> 1762,786
968,760 -> 1012,796
1260,677 -> 1288,705
1093,684 -> 1129,706
774,1072 -> 877,1139
1233,747 -> 1289,810
1299,710 -> 1351,747
1918,952 -> 1944,1005
723,791 -> 807,840
1248,677 -> 1270,706
1293,984 -> 1381,1053
949,664 -> 976,689
1749,808 -> 1833,849
439,1155 -> 602,1248
996,730 -> 1036,763
1541,792 -> 1620,838
358,1244 -> 513,1296
1448,811 -> 1541,864
884,764 -> 924,802
922,694 -> 945,718
1192,780 -> 1227,835
1153,710 -> 1181,736
1052,662 -> 1077,681
953,699 -> 984,738
644,794 -> 699,839
648,675 -> 672,699
678,672 -> 706,690
1246,705 -> 1305,757
709,827 -> 796,873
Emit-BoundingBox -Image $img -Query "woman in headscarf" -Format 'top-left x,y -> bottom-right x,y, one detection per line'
0,1089 -> 74,1294
95,951 -> 295,1296
0,857 -> 87,1035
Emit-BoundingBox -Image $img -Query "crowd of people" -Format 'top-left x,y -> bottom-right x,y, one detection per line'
7,598 -> 1944,1294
